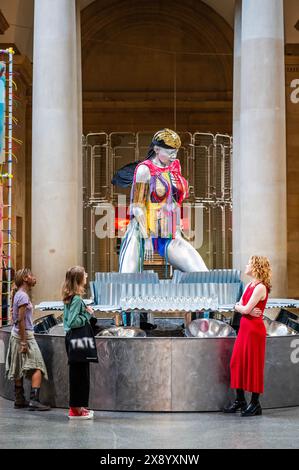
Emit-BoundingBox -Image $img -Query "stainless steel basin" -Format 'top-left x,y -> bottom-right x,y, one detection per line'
266,320 -> 297,336
97,326 -> 146,338
263,316 -> 297,336
186,319 -> 236,338
48,324 -> 65,336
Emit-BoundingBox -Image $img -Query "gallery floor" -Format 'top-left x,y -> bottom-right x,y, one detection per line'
0,397 -> 298,449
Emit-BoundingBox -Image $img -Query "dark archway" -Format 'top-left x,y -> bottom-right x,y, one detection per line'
81,0 -> 233,134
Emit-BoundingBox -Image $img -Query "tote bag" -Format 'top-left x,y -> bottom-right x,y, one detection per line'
65,298 -> 99,364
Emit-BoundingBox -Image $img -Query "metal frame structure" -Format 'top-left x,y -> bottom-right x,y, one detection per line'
82,132 -> 232,277
0,48 -> 14,327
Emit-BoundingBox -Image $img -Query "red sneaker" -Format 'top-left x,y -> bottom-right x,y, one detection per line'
68,407 -> 94,420
81,408 -> 94,416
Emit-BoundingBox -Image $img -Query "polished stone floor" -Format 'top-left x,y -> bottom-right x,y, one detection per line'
0,397 -> 298,449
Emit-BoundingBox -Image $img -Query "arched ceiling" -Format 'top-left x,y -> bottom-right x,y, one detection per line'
80,0 -> 235,26
80,0 -> 299,44
81,0 -> 233,52
79,0 -> 299,39
81,0 -> 234,93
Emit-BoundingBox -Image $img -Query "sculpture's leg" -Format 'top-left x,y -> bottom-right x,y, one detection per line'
119,220 -> 144,273
167,236 -> 208,272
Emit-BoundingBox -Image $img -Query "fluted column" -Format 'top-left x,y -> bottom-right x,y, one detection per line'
235,0 -> 287,296
32,0 -> 82,303
232,0 -> 242,271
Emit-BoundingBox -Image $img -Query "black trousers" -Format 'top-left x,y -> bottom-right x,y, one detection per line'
69,362 -> 90,408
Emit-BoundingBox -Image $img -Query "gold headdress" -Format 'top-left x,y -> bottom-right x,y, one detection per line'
153,128 -> 181,149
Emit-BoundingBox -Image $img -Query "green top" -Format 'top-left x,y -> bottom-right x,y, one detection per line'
63,295 -> 91,332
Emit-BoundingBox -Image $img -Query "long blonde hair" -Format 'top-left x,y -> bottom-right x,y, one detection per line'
250,256 -> 272,292
62,266 -> 86,304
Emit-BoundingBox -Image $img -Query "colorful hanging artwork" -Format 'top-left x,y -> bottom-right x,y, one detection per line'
0,62 -> 5,164
0,49 -> 14,325
0,183 -> 3,325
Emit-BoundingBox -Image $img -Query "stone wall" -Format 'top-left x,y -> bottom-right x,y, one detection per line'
286,47 -> 299,298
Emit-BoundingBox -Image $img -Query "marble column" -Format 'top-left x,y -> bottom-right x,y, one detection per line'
235,0 -> 287,296
232,0 -> 242,271
32,0 -> 82,303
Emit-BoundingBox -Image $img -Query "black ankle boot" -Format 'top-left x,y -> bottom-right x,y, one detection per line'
28,387 -> 50,411
223,399 -> 247,413
241,401 -> 262,417
14,385 -> 29,409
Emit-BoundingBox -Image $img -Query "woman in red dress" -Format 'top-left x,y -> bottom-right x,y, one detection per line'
224,255 -> 272,417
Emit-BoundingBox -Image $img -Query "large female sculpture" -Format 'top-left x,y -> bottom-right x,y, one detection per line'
113,129 -> 208,273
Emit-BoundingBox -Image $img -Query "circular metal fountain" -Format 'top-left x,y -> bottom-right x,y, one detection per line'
1,312 -> 299,411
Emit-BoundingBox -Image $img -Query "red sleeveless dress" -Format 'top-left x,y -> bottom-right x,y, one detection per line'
230,282 -> 268,393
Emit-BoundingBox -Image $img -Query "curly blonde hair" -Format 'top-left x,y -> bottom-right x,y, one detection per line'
250,256 -> 272,292
62,266 -> 86,304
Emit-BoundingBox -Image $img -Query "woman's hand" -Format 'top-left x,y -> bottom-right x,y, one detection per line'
86,305 -> 94,315
250,308 -> 263,317
144,238 -> 154,261
19,342 -> 28,354
235,303 -> 263,317
236,284 -> 267,316
89,316 -> 98,328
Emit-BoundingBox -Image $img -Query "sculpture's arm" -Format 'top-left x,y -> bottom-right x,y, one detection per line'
132,164 -> 154,260
132,165 -> 154,261
132,165 -> 150,239
169,168 -> 189,239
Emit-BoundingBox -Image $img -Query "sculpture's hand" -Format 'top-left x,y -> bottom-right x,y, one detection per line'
144,238 -> 154,262
175,219 -> 185,240
175,228 -> 183,239
132,206 -> 148,238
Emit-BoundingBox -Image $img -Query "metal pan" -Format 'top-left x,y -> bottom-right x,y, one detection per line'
48,324 -> 65,336
263,316 -> 273,330
276,308 -> 298,325
185,319 -> 236,338
286,318 -> 299,334
266,320 -> 297,336
195,311 -> 227,323
33,314 -> 58,334
97,326 -> 146,338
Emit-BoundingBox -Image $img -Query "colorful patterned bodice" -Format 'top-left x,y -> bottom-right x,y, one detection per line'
131,158 -> 189,238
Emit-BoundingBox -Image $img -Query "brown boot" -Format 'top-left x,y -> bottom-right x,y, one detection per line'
14,385 -> 29,409
28,387 -> 50,411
